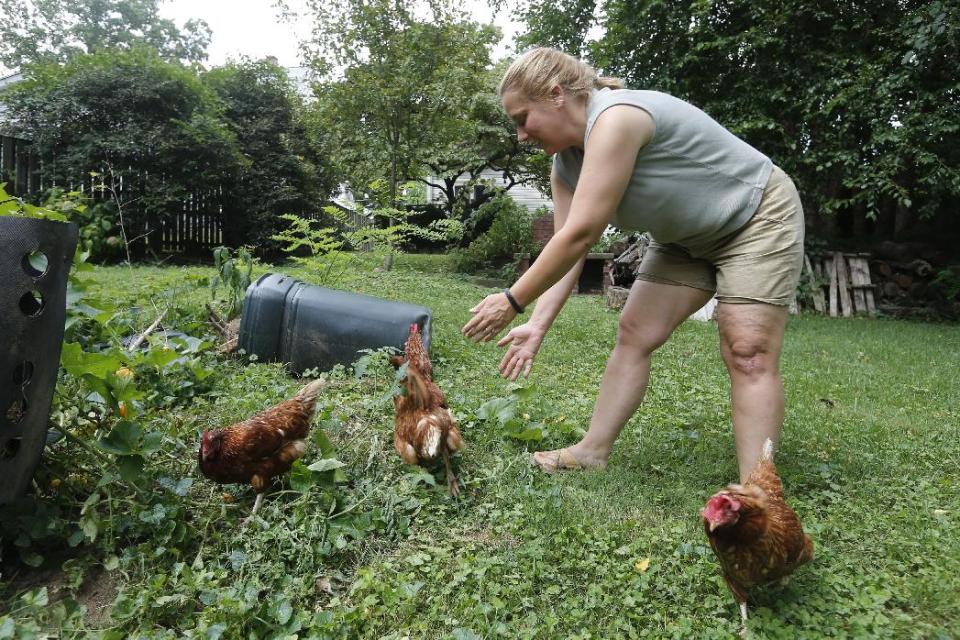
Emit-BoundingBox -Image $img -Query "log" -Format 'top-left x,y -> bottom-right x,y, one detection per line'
907,259 -> 933,278
894,273 -> 914,289
606,285 -> 630,311
872,261 -> 893,278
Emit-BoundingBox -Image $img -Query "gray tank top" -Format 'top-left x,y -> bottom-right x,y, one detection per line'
553,89 -> 772,248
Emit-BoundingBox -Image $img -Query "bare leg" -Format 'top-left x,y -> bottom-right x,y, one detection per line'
739,601 -> 748,637
716,303 -> 789,482
534,281 -> 713,470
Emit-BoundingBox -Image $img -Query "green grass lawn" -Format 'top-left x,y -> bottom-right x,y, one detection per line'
2,254 -> 958,638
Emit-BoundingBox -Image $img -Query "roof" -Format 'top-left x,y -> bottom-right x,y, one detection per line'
0,71 -> 23,90
0,72 -> 23,136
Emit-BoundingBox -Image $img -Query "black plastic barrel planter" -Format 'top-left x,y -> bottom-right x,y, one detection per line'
1,217 -> 79,503
238,273 -> 433,373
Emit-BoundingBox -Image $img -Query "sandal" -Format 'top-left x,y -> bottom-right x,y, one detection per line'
531,448 -> 603,473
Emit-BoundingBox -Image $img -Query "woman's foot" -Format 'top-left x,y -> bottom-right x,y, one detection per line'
531,446 -> 608,473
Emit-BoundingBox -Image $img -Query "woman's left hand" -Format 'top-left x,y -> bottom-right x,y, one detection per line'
462,292 -> 517,342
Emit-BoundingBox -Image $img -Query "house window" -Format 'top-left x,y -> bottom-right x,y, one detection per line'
473,184 -> 488,203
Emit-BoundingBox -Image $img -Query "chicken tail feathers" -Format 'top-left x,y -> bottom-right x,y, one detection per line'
295,378 -> 328,411
800,534 -> 815,564
761,438 -> 774,463
746,437 -> 784,497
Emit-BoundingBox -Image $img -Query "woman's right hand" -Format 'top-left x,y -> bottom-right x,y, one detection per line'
497,322 -> 547,380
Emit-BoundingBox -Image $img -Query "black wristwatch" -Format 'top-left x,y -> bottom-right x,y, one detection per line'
503,288 -> 525,314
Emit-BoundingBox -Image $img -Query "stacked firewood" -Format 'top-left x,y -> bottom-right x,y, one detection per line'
866,241 -> 958,319
605,234 -> 648,310
605,236 -> 957,319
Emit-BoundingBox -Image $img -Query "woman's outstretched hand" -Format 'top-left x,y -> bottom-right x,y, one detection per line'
497,322 -> 545,380
462,292 -> 516,343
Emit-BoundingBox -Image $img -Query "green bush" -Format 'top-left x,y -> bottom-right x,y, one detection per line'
452,195 -> 534,277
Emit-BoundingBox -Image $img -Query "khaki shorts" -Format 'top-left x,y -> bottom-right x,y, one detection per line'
635,165 -> 805,306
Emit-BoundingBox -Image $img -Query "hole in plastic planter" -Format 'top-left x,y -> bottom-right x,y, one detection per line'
19,290 -> 45,316
22,250 -> 49,278
0,438 -> 21,460
13,361 -> 34,386
5,398 -> 28,424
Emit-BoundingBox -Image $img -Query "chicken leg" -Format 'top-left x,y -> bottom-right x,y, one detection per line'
443,449 -> 460,497
241,493 -> 265,527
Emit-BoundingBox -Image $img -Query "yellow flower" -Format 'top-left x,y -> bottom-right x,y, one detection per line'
115,367 -> 134,379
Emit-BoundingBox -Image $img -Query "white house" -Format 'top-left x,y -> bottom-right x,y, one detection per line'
0,71 -> 24,134
424,166 -> 553,213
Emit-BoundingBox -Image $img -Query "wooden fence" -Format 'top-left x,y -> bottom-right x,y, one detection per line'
64,167 -> 225,258
0,135 -> 39,196
147,188 -> 224,257
3,134 -> 373,259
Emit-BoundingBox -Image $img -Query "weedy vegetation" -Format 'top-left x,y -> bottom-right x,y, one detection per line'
0,253 -> 958,638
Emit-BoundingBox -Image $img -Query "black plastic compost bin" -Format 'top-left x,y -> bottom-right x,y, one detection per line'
1,217 -> 78,503
238,273 -> 432,373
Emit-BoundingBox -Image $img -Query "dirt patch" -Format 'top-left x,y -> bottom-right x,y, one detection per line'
1,557 -> 116,629
75,567 -> 117,628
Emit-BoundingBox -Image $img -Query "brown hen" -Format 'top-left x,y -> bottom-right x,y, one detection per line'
701,439 -> 814,635
402,322 -> 433,380
198,378 -> 326,523
391,324 -> 464,495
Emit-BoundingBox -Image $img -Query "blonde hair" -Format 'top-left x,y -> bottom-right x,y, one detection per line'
497,47 -> 624,102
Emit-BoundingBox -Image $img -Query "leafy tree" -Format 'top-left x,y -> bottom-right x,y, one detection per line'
419,62 -> 552,224
0,0 -> 210,69
301,0 -> 499,208
203,59 -> 337,249
515,0 -> 598,55
451,193 -> 535,276
515,0 -> 960,243
1,47 -> 243,253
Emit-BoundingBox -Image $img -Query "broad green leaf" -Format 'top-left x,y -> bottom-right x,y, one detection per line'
272,598 -> 293,625
61,342 -> 123,379
20,550 -> 44,568
476,396 -> 516,425
95,420 -> 142,455
313,430 -> 335,457
117,454 -> 145,483
306,458 -> 346,473
22,587 -> 49,608
142,347 -> 181,369
81,515 -> 99,542
289,460 -> 316,492
141,431 -> 164,454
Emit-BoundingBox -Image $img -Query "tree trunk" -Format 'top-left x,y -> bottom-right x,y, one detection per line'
384,150 -> 397,271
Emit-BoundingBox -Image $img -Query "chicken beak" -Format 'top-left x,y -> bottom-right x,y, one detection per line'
708,521 -> 719,533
